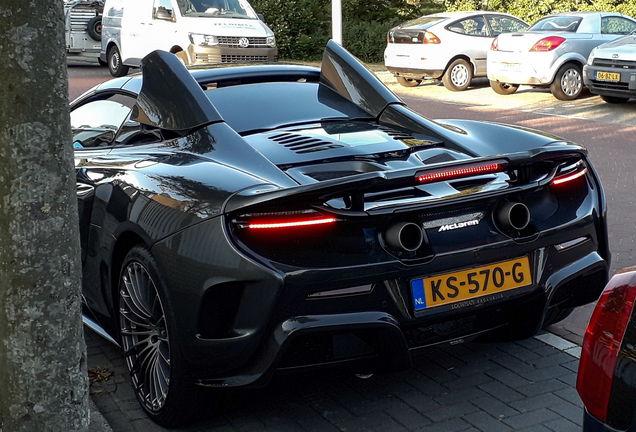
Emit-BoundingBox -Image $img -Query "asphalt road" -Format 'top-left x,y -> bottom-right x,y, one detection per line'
72,63 -> 633,431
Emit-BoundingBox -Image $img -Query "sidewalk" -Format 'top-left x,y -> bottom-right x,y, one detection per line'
86,328 -> 584,432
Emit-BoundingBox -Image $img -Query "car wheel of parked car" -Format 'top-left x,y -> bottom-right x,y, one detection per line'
443,59 -> 472,92
87,16 -> 102,41
118,245 -> 207,427
396,76 -> 422,87
600,95 -> 629,104
489,80 -> 519,95
108,46 -> 129,77
551,63 -> 583,101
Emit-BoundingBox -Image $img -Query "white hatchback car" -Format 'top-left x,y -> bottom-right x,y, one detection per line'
384,11 -> 528,91
487,12 -> 636,100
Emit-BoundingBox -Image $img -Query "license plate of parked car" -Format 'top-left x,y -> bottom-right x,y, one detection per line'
595,71 -> 620,82
411,257 -> 532,311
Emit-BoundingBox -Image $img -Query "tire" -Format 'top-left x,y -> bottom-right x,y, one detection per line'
87,16 -> 102,41
396,76 -> 422,87
550,63 -> 583,101
107,45 -> 129,77
543,307 -> 574,327
490,80 -> 519,95
600,94 -> 629,104
118,245 -> 209,427
175,50 -> 189,66
442,58 -> 472,91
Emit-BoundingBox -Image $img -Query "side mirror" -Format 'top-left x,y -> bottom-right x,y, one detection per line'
257,13 -> 264,22
155,8 -> 174,21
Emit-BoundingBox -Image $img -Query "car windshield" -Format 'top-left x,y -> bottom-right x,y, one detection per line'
529,16 -> 582,32
176,0 -> 257,19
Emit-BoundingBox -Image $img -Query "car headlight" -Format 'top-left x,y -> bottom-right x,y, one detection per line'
587,47 -> 597,66
189,33 -> 219,46
266,36 -> 276,48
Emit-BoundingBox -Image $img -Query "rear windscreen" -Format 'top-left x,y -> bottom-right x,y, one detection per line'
205,82 -> 373,134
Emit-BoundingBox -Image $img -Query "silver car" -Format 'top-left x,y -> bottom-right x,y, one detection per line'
584,33 -> 636,103
384,11 -> 528,91
487,12 -> 636,100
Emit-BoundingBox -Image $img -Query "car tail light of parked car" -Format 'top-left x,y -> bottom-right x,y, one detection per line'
529,36 -> 566,52
577,270 -> 636,422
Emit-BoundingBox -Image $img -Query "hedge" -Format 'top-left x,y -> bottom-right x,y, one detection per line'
249,0 -> 444,62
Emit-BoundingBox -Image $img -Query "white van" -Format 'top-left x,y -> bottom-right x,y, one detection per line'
100,0 -> 277,77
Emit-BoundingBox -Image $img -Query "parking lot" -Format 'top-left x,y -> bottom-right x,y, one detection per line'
73,63 -> 635,431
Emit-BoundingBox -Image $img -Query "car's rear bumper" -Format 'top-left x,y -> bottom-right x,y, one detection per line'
487,50 -> 557,85
195,249 -> 608,388
385,66 -> 445,80
584,63 -> 636,100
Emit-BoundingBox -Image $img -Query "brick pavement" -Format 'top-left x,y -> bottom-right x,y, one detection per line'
86,329 -> 584,432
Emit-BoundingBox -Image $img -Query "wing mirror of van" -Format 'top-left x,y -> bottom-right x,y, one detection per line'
257,13 -> 265,22
155,7 -> 174,21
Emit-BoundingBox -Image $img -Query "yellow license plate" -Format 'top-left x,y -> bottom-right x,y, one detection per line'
411,257 -> 532,311
596,71 -> 620,82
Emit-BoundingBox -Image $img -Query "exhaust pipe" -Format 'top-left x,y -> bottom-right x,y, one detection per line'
385,222 -> 424,252
495,202 -> 530,231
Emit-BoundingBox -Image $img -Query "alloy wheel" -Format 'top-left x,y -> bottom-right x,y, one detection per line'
119,262 -> 171,413
560,68 -> 581,97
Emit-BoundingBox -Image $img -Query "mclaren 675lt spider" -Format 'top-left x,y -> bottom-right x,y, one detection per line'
73,41 -> 610,426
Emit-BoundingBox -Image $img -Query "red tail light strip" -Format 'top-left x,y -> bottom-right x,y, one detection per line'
415,161 -> 505,185
247,217 -> 337,229
552,167 -> 587,186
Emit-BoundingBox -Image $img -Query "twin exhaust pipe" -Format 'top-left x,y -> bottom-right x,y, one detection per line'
383,202 -> 531,252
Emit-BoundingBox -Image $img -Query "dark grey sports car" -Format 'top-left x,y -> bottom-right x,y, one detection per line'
73,41 -> 610,426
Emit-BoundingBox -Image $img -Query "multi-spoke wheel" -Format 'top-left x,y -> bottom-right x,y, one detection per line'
118,245 -> 206,427
119,260 -> 171,413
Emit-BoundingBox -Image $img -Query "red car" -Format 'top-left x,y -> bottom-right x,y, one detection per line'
577,267 -> 636,431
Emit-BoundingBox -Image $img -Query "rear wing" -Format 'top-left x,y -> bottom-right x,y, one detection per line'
224,143 -> 588,215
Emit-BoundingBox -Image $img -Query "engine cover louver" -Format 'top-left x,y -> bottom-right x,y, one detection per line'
268,133 -> 345,154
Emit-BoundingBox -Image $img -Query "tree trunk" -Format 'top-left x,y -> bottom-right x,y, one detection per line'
0,1 -> 89,431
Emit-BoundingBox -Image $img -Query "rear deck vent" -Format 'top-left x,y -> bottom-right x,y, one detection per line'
268,133 -> 344,154
374,125 -> 416,140
307,171 -> 361,181
422,153 -> 457,165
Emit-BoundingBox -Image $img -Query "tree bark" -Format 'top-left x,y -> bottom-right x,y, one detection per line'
0,1 -> 89,431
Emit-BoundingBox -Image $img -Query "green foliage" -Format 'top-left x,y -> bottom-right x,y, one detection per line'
443,0 -> 636,24
249,0 -> 444,62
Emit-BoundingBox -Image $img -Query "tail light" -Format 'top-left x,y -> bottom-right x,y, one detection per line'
577,270 -> 636,422
423,31 -> 441,44
530,36 -> 566,52
234,210 -> 337,230
490,36 -> 499,51
415,160 -> 506,185
551,160 -> 587,186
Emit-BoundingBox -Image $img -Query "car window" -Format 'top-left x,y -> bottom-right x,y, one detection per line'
71,94 -> 135,148
153,0 -> 174,19
601,16 -> 636,35
529,16 -> 582,32
487,15 -> 528,36
448,16 -> 488,36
